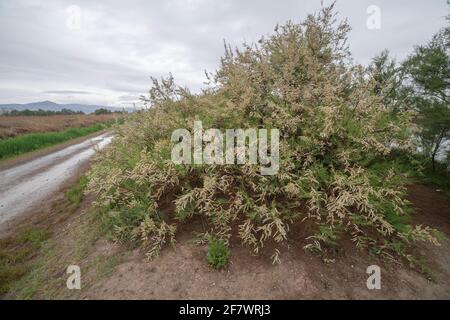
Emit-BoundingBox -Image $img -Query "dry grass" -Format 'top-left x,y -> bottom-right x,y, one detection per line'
0,114 -> 120,139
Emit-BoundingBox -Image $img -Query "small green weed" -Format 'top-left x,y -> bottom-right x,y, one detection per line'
206,237 -> 230,269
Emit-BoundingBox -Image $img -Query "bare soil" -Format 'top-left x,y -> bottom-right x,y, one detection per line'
0,114 -> 119,139
22,184 -> 449,300
1,176 -> 449,299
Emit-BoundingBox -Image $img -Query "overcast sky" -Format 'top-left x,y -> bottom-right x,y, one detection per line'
0,0 -> 448,107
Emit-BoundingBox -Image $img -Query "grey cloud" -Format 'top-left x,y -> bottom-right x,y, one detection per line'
0,0 -> 448,106
42,90 -> 92,95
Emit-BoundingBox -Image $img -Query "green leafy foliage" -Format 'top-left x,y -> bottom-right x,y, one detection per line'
206,237 -> 231,269
402,26 -> 450,172
0,228 -> 49,295
0,123 -> 106,160
67,175 -> 89,205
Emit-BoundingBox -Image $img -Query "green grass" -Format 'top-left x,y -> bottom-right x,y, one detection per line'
66,175 -> 89,206
8,206 -> 116,299
206,237 -> 231,269
0,227 -> 50,295
0,123 -> 107,160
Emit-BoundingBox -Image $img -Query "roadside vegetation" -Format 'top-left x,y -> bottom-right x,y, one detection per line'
87,3 -> 449,269
0,174 -> 116,299
0,123 -> 108,160
66,175 -> 90,206
0,227 -> 50,295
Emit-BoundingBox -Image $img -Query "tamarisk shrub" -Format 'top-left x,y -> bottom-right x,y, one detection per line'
87,4 -> 440,264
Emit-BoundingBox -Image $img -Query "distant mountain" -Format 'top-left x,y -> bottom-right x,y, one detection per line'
0,101 -> 127,114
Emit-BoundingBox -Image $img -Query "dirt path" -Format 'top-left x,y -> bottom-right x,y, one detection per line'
0,132 -> 112,229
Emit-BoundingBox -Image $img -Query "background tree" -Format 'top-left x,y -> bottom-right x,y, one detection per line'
402,26 -> 450,171
94,108 -> 112,115
368,50 -> 406,111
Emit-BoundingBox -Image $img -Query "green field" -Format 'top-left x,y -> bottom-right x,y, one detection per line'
0,123 -> 107,160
